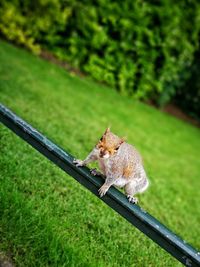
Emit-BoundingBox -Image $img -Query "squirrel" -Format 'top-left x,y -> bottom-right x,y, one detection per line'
73,127 -> 149,204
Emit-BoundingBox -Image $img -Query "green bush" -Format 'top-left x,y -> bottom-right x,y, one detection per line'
0,0 -> 200,108
0,0 -> 71,54
175,51 -> 200,120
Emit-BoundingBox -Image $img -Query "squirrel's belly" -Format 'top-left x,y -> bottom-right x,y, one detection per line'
113,177 -> 128,188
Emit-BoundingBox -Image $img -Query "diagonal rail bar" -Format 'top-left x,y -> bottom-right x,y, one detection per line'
0,103 -> 200,267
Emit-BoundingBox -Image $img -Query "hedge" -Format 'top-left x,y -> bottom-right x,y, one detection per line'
175,50 -> 200,121
0,0 -> 200,113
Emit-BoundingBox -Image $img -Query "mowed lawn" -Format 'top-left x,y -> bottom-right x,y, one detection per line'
0,40 -> 200,267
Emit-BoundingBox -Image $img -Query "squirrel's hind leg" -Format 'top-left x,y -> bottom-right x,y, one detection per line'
125,181 -> 139,204
125,176 -> 149,204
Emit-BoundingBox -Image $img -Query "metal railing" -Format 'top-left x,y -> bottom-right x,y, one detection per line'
0,103 -> 200,267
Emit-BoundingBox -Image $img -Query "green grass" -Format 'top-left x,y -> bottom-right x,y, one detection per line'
0,39 -> 200,267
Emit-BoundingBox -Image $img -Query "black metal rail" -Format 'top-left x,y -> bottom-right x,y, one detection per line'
0,103 -> 200,267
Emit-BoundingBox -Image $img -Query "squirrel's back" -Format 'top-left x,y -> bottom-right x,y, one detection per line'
115,142 -> 142,166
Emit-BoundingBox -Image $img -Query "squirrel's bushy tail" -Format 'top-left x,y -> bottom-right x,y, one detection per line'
135,166 -> 149,193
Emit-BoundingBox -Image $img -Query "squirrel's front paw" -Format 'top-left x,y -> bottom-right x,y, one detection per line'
91,168 -> 102,176
73,159 -> 84,167
127,195 -> 138,204
98,184 -> 109,198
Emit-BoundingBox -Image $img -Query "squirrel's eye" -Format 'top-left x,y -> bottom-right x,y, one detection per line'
99,136 -> 103,141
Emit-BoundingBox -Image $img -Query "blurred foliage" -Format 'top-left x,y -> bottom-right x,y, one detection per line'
175,50 -> 200,121
0,0 -> 200,117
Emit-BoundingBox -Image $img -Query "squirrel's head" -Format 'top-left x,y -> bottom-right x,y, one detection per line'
96,127 -> 125,159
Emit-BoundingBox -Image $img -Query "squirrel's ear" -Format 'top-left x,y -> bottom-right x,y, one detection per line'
116,137 -> 125,149
119,137 -> 125,144
104,127 -> 110,134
